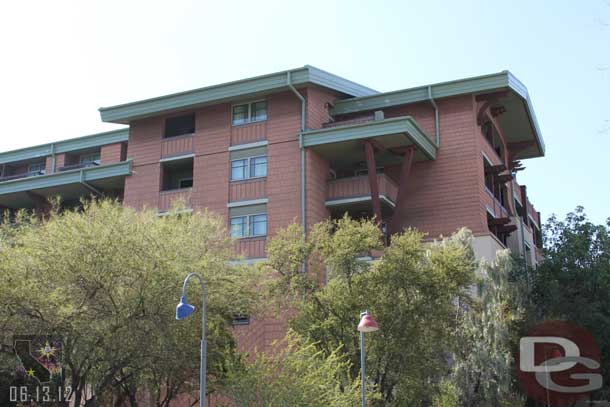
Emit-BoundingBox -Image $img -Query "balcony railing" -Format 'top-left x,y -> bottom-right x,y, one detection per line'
0,170 -> 45,182
484,188 -> 510,219
59,161 -> 100,172
327,174 -> 398,204
158,188 -> 192,212
161,134 -> 194,159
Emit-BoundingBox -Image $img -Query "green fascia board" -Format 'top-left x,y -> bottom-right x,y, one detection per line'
0,160 -> 132,195
331,71 -> 545,156
99,65 -> 378,124
301,116 -> 437,160
0,128 -> 129,165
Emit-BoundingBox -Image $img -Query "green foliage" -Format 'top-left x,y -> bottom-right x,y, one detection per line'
532,206 -> 610,398
263,217 -> 478,406
453,251 -> 525,407
219,331 -> 364,407
0,199 -> 256,406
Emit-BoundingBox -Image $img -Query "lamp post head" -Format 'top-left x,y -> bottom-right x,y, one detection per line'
176,295 -> 195,320
357,311 -> 379,333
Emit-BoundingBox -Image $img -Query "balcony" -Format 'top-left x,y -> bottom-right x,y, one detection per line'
158,188 -> 192,213
161,134 -> 194,159
301,116 -> 437,168
483,188 -> 510,219
0,160 -> 132,209
0,170 -> 45,183
326,174 -> 398,217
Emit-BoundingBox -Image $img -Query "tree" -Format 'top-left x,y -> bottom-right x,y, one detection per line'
219,331 -> 363,407
263,216 -> 477,406
0,200 -> 256,406
452,251 -> 525,407
532,206 -> 610,398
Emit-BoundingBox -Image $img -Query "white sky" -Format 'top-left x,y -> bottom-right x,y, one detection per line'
0,0 -> 608,224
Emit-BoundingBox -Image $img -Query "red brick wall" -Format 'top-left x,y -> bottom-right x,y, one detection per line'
266,90 -> 303,233
100,142 -> 124,165
123,117 -> 163,210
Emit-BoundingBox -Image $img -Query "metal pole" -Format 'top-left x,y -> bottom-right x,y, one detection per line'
360,330 -> 366,407
200,284 -> 206,407
181,273 -> 206,407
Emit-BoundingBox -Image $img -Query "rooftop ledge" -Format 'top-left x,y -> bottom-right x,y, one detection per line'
0,159 -> 132,196
300,116 -> 437,165
0,128 -> 129,166
330,70 -> 545,159
99,65 -> 378,124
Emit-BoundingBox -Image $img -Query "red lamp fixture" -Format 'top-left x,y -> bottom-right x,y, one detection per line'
357,311 -> 379,333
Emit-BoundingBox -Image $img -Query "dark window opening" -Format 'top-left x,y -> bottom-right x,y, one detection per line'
161,158 -> 194,191
165,114 -> 195,138
232,314 -> 250,326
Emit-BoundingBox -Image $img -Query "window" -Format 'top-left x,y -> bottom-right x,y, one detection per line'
232,101 -> 267,125
230,216 -> 247,238
249,214 -> 267,236
483,158 -> 494,192
354,167 -> 384,176
179,178 -> 193,189
250,156 -> 267,178
230,213 -> 267,238
80,152 -> 101,167
231,159 -> 247,181
165,114 -> 195,138
230,156 -> 267,181
232,314 -> 250,326
27,162 -> 45,175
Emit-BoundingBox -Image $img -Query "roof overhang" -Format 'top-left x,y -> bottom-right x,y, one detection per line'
300,116 -> 437,169
0,160 -> 132,208
99,65 -> 378,124
330,71 -> 545,159
0,128 -> 129,165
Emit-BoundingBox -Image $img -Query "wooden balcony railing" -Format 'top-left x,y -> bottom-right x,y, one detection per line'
327,174 -> 398,204
158,188 -> 192,212
161,134 -> 194,159
483,188 -> 510,219
229,178 -> 267,202
234,237 -> 267,259
0,170 -> 45,182
230,122 -> 266,146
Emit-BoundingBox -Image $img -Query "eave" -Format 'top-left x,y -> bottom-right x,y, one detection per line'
301,116 -> 437,161
99,65 -> 378,124
0,128 -> 129,165
330,71 -> 545,159
0,160 -> 132,196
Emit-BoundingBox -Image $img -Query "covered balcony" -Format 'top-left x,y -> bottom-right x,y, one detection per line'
301,115 -> 436,230
0,160 -> 132,210
326,174 -> 398,219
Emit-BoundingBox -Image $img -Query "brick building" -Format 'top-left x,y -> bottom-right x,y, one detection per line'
0,65 -> 544,356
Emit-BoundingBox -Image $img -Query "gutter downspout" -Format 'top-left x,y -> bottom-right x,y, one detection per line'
427,86 -> 440,146
287,71 -> 307,273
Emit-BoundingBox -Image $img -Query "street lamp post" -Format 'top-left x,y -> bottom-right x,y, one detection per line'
357,310 -> 379,407
176,273 -> 207,407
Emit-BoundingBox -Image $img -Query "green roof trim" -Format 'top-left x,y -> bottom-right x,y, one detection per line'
331,71 -> 545,156
99,65 -> 378,124
301,116 -> 437,160
0,160 -> 132,195
0,128 -> 129,165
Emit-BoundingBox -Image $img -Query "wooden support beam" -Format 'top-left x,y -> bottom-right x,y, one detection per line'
484,163 -> 507,174
488,217 -> 510,226
364,140 -> 382,224
390,146 -> 416,232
